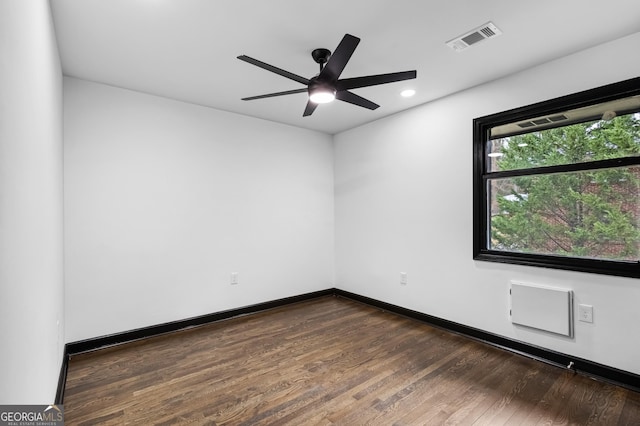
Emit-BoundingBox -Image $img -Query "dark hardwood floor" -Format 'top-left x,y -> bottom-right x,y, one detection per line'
64,296 -> 640,425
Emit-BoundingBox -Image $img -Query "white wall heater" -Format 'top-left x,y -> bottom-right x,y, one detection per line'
510,282 -> 574,337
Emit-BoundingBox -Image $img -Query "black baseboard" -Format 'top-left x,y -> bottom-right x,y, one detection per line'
55,287 -> 640,403
333,289 -> 640,393
55,288 -> 333,403
66,288 -> 334,355
54,345 -> 68,405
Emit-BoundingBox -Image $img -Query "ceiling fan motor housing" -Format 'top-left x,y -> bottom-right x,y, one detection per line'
308,77 -> 336,103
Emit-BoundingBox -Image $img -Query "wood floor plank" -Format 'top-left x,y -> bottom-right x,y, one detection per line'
471,358 -> 551,425
618,390 -> 640,426
63,296 -> 640,425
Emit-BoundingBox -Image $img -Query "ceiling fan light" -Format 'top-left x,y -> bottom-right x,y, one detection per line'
309,88 -> 336,104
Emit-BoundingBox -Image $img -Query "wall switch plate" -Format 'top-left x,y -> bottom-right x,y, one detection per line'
578,304 -> 593,323
231,272 -> 238,285
400,272 -> 407,285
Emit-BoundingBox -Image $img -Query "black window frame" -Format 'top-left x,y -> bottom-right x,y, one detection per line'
473,77 -> 640,278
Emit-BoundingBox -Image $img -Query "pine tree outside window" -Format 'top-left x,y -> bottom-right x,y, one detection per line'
473,78 -> 640,278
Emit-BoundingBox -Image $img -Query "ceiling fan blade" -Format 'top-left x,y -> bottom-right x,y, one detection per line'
320,34 -> 360,81
336,90 -> 379,110
336,70 -> 417,91
238,55 -> 309,85
303,100 -> 319,117
241,88 -> 308,101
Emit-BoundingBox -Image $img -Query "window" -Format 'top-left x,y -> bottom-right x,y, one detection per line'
473,77 -> 640,278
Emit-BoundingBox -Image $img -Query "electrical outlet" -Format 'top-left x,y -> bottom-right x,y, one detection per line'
400,272 -> 407,286
578,304 -> 593,323
230,272 -> 238,285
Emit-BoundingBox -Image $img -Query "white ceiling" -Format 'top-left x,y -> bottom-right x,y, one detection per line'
50,0 -> 640,135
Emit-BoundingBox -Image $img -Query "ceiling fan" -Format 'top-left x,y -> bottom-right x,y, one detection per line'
238,34 -> 417,117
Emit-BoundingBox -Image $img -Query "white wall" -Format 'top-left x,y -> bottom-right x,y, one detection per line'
0,1 -> 64,403
334,32 -> 640,375
64,78 -> 334,342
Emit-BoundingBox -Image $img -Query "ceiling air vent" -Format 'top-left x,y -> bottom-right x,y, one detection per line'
446,22 -> 502,52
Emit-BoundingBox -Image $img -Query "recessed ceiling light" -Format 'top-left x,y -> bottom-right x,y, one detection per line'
401,89 -> 416,98
488,152 -> 504,158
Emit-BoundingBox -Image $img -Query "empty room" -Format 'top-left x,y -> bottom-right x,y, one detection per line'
2,0 -> 640,424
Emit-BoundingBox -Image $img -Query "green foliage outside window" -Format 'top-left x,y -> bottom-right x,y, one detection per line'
490,114 -> 640,260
